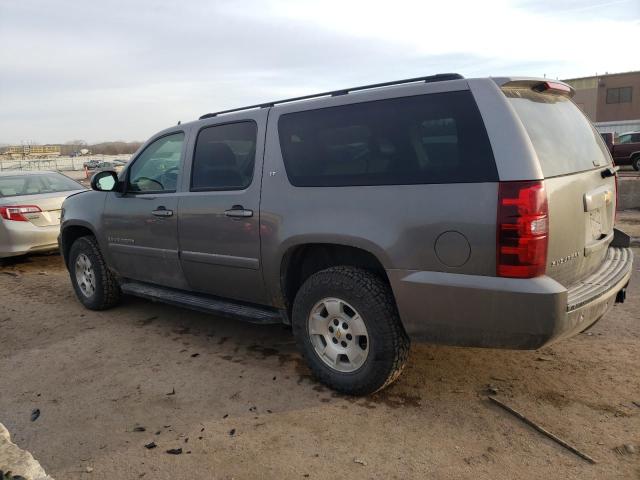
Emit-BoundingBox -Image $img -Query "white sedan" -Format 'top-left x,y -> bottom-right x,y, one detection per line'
0,170 -> 85,259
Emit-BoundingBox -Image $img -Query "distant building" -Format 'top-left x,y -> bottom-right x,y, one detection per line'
2,144 -> 61,158
564,71 -> 640,136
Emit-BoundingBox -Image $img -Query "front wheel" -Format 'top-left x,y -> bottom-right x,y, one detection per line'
292,266 -> 410,395
68,236 -> 121,310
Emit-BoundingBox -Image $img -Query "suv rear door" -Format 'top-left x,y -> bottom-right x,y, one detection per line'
501,82 -> 615,287
177,110 -> 268,304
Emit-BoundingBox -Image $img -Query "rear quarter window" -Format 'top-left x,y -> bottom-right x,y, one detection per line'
277,91 -> 497,187
504,88 -> 611,177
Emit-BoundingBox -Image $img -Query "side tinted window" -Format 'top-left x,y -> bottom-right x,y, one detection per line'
128,133 -> 184,193
277,91 -> 496,187
191,122 -> 257,191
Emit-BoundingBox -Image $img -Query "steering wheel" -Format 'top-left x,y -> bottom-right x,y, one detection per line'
135,176 -> 164,191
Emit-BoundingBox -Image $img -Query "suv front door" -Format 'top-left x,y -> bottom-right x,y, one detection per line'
103,131 -> 190,289
178,111 -> 267,304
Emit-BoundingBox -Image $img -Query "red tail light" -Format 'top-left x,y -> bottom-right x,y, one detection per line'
613,166 -> 619,224
497,181 -> 548,278
533,81 -> 573,95
0,205 -> 42,222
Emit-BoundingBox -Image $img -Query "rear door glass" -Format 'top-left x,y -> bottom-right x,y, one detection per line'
278,91 -> 497,187
503,88 -> 611,177
191,121 -> 257,191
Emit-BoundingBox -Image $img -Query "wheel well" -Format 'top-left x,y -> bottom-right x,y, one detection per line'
281,244 -> 389,313
60,226 -> 94,266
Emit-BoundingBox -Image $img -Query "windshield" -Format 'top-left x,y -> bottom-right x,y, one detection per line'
0,173 -> 83,198
503,88 -> 611,177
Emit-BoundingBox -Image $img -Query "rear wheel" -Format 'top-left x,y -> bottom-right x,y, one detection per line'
292,266 -> 409,395
68,236 -> 120,310
632,156 -> 640,171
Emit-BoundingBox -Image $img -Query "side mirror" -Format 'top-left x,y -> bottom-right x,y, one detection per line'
91,170 -> 120,192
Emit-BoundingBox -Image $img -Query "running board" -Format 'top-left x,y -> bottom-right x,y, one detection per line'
120,281 -> 283,325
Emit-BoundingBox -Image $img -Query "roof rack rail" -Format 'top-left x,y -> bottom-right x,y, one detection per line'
199,73 -> 464,120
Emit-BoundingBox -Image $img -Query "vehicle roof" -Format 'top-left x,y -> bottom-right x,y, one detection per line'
150,74 -> 562,139
0,170 -> 58,177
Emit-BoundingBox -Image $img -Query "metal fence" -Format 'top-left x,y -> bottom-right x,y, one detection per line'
0,155 -> 130,172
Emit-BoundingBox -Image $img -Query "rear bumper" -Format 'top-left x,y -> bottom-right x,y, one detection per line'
388,247 -> 634,349
0,221 -> 60,258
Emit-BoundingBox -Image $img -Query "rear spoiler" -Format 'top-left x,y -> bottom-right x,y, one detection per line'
492,78 -> 575,98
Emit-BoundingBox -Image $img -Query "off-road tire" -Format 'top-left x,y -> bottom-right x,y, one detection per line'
632,155 -> 640,172
292,266 -> 410,396
68,235 -> 121,310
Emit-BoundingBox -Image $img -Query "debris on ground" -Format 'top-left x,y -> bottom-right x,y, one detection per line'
1,272 -> 18,277
132,426 -> 145,432
486,384 -> 499,395
29,409 -> 40,422
488,396 -> 596,464
144,442 -> 156,450
353,458 -> 367,466
166,448 -> 182,455
536,356 -> 553,362
614,444 -> 637,455
0,423 -> 54,480
229,429 -> 236,436
166,388 -> 175,396
190,353 -> 199,357
85,466 -> 93,473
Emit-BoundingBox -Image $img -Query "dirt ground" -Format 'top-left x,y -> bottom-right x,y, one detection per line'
1,246 -> 639,479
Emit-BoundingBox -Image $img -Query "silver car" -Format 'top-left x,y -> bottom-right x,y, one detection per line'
0,171 -> 85,258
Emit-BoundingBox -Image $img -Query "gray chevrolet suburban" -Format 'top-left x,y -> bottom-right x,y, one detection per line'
59,74 -> 634,395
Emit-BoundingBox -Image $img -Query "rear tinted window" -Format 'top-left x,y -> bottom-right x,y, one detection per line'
278,91 -> 497,187
504,88 -> 611,177
0,173 -> 82,197
191,121 -> 257,191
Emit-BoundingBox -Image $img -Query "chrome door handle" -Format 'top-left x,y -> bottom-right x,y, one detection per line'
224,205 -> 253,218
152,207 -> 173,217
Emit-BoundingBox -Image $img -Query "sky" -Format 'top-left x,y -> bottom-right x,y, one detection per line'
0,0 -> 638,145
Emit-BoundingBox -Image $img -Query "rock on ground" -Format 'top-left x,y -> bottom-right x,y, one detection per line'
0,423 -> 54,480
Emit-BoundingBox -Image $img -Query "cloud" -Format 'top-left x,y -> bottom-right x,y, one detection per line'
0,0 -> 638,143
